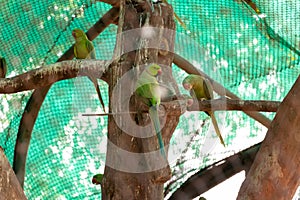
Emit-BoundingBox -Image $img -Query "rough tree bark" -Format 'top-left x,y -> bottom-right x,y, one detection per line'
101,1 -> 179,199
0,147 -> 27,200
237,76 -> 300,200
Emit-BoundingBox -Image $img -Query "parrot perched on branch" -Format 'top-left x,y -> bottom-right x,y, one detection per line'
0,57 -> 7,78
135,64 -> 166,157
72,28 -> 106,112
182,74 -> 225,146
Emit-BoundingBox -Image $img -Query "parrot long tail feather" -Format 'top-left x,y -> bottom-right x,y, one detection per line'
88,76 -> 106,113
162,0 -> 186,30
174,12 -> 187,29
208,112 -> 226,147
149,106 -> 166,158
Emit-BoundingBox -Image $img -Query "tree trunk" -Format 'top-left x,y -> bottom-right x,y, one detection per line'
237,76 -> 300,200
0,147 -> 27,200
101,1 -> 179,199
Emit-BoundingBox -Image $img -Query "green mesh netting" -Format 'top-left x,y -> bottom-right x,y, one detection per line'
0,0 -> 299,199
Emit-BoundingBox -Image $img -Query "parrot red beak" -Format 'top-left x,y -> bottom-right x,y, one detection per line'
72,31 -> 76,38
92,178 -> 99,185
157,68 -> 162,75
183,83 -> 192,90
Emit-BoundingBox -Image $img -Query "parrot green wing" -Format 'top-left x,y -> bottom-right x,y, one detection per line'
136,83 -> 160,106
202,77 -> 214,100
73,45 -> 78,58
73,39 -> 95,59
85,40 -> 96,59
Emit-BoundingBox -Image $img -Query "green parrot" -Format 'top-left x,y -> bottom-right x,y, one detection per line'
182,74 -> 225,146
72,28 -> 106,112
135,64 -> 166,157
0,57 -> 7,78
92,173 -> 103,185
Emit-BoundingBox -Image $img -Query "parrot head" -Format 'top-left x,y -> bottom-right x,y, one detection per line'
182,76 -> 193,91
146,64 -> 162,77
72,28 -> 87,40
92,173 -> 103,185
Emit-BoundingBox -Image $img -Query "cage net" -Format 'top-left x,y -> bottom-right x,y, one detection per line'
0,0 -> 299,199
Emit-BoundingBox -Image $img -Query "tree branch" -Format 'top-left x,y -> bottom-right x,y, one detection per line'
84,98 -> 280,117
0,60 -> 108,94
187,98 -> 280,112
168,143 -> 261,200
159,98 -> 279,117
